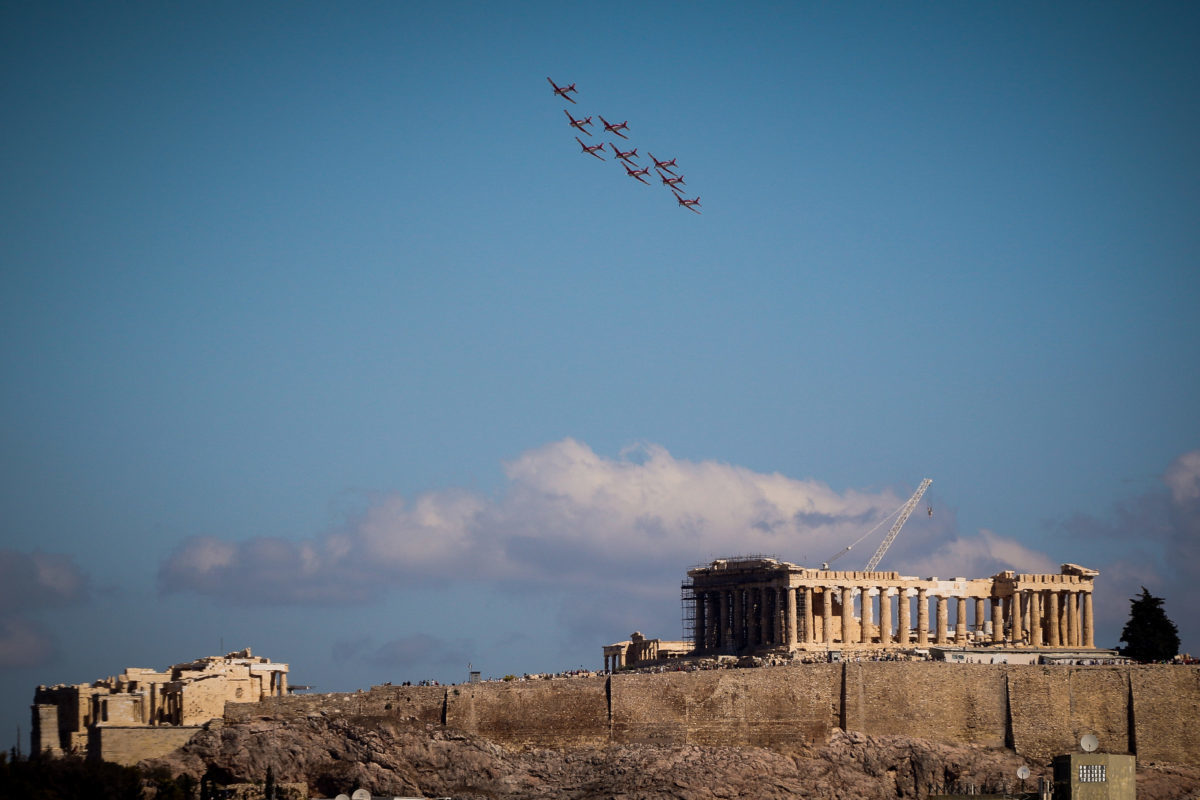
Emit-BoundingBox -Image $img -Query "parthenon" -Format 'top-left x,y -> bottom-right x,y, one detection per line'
685,558 -> 1098,654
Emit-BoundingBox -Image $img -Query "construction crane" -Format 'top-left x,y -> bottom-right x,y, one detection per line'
821,478 -> 933,571
864,477 -> 932,570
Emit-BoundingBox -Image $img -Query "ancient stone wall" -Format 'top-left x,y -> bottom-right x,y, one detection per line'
1129,666 -> 1200,764
609,665 -> 839,749
89,725 -> 204,766
219,665 -> 1200,767
224,685 -> 444,725
445,677 -> 609,749
843,662 -> 1008,748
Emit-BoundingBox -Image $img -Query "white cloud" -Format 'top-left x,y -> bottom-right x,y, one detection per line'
0,549 -> 90,611
894,529 -> 1058,579
0,550 -> 90,670
157,438 -> 1050,606
1164,450 -> 1200,507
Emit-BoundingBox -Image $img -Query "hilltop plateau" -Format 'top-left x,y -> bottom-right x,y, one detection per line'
141,711 -> 1200,800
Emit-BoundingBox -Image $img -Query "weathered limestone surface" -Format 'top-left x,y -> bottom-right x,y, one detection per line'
1006,667 -> 1074,758
142,712 -> 1200,800
214,663 -> 1200,767
610,665 -> 839,748
227,685 -> 445,726
1065,668 -> 1132,755
89,725 -> 204,766
844,663 -> 1007,748
445,676 -> 609,749
1131,666 -> 1200,764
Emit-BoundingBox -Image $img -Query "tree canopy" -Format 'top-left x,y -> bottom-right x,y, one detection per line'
1118,587 -> 1180,662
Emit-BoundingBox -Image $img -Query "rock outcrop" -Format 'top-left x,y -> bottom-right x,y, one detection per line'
140,710 -> 1191,800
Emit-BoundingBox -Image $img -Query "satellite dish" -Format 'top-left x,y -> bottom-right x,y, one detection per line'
351,790 -> 371,800
1081,733 -> 1099,752
1016,766 -> 1030,780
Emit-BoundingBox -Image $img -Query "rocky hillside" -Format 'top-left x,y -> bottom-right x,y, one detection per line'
142,712 -> 1200,800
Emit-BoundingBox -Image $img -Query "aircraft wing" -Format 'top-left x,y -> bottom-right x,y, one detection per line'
548,77 -> 576,102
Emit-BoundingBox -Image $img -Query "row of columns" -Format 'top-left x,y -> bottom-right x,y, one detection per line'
695,584 -> 794,652
693,585 -> 1094,651
1002,587 -> 1095,648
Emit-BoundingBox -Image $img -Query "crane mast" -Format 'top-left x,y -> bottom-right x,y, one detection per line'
864,478 -> 932,571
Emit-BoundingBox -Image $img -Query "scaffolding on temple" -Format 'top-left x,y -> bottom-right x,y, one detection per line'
680,575 -> 696,645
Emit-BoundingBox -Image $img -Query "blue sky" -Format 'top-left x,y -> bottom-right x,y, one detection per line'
2,1 -> 1199,752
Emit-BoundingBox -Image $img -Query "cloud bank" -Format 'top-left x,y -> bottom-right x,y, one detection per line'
155,440 -> 1200,653
0,550 -> 90,669
160,438 -> 1027,605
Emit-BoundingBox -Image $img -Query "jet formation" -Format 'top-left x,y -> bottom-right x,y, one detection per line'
547,77 -> 700,214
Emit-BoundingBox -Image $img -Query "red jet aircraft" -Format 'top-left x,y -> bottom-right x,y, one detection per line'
547,77 -> 578,104
623,163 -> 652,184
608,143 -> 639,163
575,136 -> 606,160
564,109 -> 594,135
598,115 -> 630,139
648,153 -> 678,176
657,169 -> 685,189
672,190 -> 701,214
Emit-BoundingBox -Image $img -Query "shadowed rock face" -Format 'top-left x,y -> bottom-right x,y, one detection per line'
133,712 -> 1175,800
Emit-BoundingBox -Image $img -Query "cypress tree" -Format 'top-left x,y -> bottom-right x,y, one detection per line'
1118,587 -> 1180,662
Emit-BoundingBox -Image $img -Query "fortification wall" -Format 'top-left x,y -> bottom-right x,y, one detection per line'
225,686 -> 444,725
90,726 -> 204,766
610,665 -> 839,749
219,664 -> 1200,766
843,662 -> 1009,749
445,677 -> 609,749
1130,666 -> 1200,764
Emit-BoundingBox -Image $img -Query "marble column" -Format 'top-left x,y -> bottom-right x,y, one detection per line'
749,588 -> 760,646
784,586 -> 796,647
1066,591 -> 1078,647
762,587 -> 773,645
1047,590 -> 1060,647
695,591 -> 707,650
917,587 -> 929,646
738,588 -> 748,648
764,587 -> 773,645
860,587 -> 873,644
803,586 -> 814,644
990,596 -> 1003,643
1030,590 -> 1042,647
705,594 -> 715,652
1019,591 -> 1030,644
763,587 -> 774,645
880,589 -> 892,645
1058,590 -> 1068,647
822,588 -> 834,644
719,590 -> 731,650
897,588 -> 910,645
935,595 -> 949,644
1083,592 -> 1095,647
955,597 -> 968,644
841,586 -> 854,644
975,597 -> 986,634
